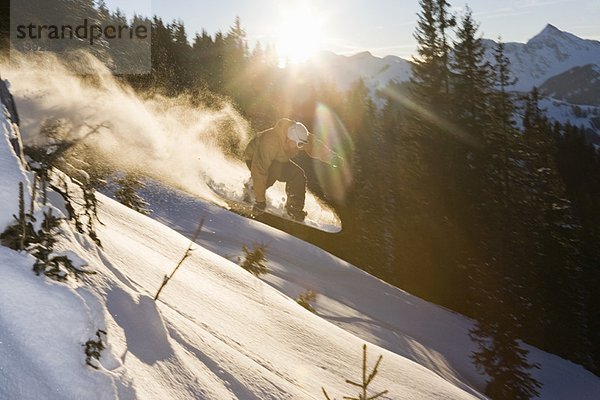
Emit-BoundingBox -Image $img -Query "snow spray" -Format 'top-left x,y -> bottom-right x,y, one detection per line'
2,52 -> 250,204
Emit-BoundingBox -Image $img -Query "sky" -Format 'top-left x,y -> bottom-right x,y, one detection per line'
103,0 -> 600,59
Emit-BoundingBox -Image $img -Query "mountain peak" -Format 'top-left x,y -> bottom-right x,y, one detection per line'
541,23 -> 561,35
526,23 -> 576,48
350,51 -> 374,59
528,24 -> 565,43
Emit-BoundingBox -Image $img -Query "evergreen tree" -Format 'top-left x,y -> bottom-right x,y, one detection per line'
340,79 -> 384,274
481,38 -> 520,280
436,0 -> 456,100
223,17 -> 249,104
114,173 -> 152,215
470,266 -> 542,400
239,243 -> 269,277
451,7 -> 491,135
556,124 -> 600,373
169,20 -> 194,92
191,29 -> 218,90
448,6 -> 492,249
411,0 -> 443,109
517,89 -> 589,364
150,17 -> 176,90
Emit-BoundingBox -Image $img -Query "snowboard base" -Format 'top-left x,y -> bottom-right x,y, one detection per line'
225,199 -> 341,233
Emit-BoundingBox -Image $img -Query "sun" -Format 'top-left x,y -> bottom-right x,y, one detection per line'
275,5 -> 324,66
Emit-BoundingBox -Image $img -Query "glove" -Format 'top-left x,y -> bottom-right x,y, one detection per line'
252,201 -> 266,216
331,154 -> 345,168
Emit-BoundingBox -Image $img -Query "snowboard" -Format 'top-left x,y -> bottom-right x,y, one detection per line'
207,179 -> 342,233
225,197 -> 342,233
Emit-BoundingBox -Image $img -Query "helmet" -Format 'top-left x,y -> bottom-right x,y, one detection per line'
287,122 -> 309,147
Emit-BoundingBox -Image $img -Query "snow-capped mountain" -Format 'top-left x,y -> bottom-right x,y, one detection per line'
314,24 -> 600,99
539,64 -> 600,106
309,50 -> 412,93
310,25 -> 600,136
482,24 -> 600,92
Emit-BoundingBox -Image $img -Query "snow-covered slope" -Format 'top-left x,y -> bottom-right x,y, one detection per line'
538,97 -> 600,134
0,103 -> 29,229
0,86 -> 482,399
2,86 -> 600,399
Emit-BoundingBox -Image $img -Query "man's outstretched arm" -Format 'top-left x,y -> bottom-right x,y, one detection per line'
306,135 -> 344,167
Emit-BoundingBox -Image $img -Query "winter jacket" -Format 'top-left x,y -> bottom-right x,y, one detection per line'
244,118 -> 334,203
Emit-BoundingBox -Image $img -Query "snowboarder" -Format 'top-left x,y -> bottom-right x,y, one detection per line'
244,118 -> 343,221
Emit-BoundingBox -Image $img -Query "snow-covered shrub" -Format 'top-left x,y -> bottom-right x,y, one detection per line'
296,290 -> 317,313
0,182 -> 94,281
322,344 -> 389,400
114,172 -> 152,215
239,243 -> 269,277
25,120 -> 105,247
29,208 -> 94,281
50,175 -> 103,247
0,182 -> 35,251
84,329 -> 107,369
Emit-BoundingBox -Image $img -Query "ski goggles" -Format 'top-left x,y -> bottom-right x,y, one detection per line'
295,139 -> 308,149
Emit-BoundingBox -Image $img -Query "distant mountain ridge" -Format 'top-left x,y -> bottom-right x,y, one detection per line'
312,24 -> 600,100
482,24 -> 600,93
539,64 -> 600,105
311,50 -> 412,93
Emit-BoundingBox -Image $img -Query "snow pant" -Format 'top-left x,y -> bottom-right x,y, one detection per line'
245,160 -> 306,209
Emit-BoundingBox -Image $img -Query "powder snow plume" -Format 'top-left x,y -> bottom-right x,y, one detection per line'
2,52 -> 251,205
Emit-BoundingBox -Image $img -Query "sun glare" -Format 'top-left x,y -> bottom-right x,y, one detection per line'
275,5 -> 324,66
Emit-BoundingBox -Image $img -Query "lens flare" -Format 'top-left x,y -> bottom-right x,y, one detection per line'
313,102 -> 353,202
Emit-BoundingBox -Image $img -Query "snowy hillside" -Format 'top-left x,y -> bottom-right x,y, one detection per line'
2,80 -> 600,399
536,97 -> 600,143
0,103 -> 481,399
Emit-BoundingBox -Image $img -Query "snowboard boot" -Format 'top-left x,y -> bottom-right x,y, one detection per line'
285,199 -> 307,222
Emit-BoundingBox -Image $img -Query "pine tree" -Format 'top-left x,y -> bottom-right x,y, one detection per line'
449,6 -> 492,242
322,344 -> 389,400
555,125 -> 600,373
341,79 -> 386,274
296,290 -> 317,313
411,0 -> 443,109
470,266 -> 542,400
0,182 -> 35,251
436,0 -> 456,100
223,17 -> 249,104
482,38 -> 520,281
451,7 -> 491,135
239,244 -> 269,277
517,89 -> 589,364
150,17 -> 176,89
114,173 -> 151,215
170,20 -> 194,92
